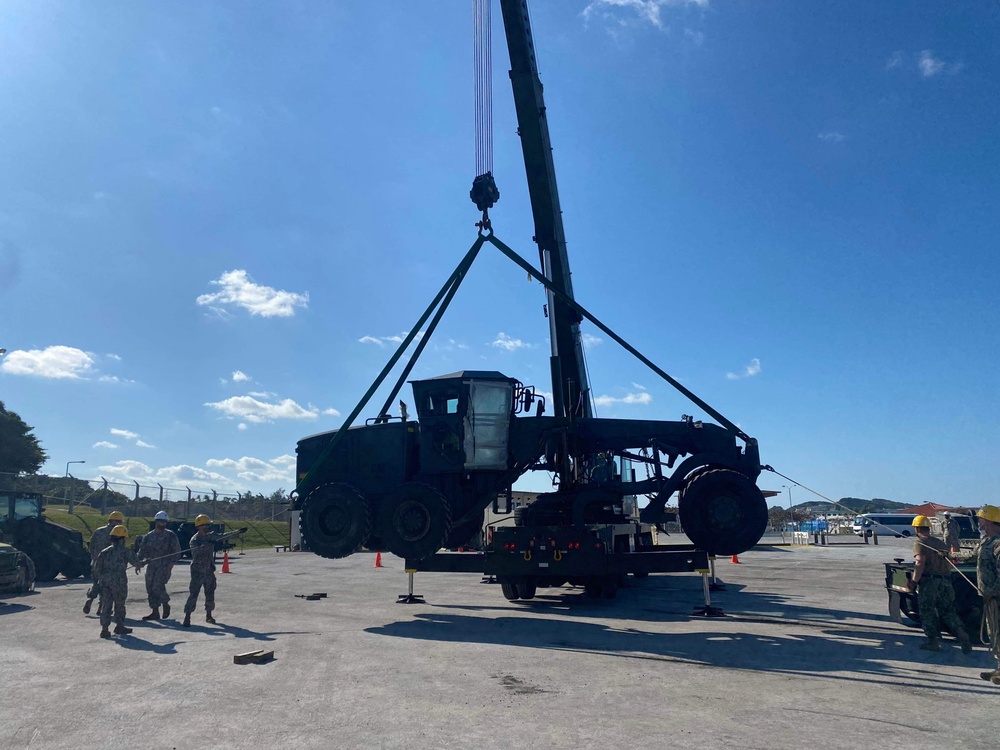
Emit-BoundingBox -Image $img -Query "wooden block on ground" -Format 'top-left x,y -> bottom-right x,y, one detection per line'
234,649 -> 266,665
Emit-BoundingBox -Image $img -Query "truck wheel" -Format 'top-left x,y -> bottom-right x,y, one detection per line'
678,468 -> 767,556
500,581 -> 520,600
300,483 -> 372,560
584,580 -> 602,598
378,483 -> 451,561
516,579 -> 537,600
602,577 -> 619,599
33,555 -> 62,583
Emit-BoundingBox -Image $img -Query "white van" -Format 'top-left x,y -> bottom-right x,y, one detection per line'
853,513 -> 919,538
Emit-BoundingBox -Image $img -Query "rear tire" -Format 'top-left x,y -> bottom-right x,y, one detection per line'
678,468 -> 767,556
516,580 -> 537,600
378,483 -> 451,561
300,483 -> 372,560
501,581 -> 520,601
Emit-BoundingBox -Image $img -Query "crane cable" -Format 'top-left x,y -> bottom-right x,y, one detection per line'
471,0 -> 499,226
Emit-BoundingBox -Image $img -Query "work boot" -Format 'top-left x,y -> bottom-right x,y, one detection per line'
182,614 -> 191,627
141,608 -> 160,621
960,639 -> 973,656
979,670 -> 999,681
205,612 -> 216,624
100,627 -> 111,639
919,640 -> 941,652
113,625 -> 133,635
83,598 -> 92,615
162,602 -> 170,619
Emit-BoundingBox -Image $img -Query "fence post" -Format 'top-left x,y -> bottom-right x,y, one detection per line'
100,478 -> 109,515
157,483 -> 164,509
133,480 -> 140,517
212,490 -> 218,518
186,487 -> 192,519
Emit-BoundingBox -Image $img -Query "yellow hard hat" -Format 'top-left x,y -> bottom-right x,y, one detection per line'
911,515 -> 930,528
977,505 -> 1000,524
108,511 -> 124,522
194,514 -> 211,527
109,525 -> 129,538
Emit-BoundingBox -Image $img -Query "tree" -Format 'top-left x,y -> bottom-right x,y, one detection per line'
0,401 -> 47,475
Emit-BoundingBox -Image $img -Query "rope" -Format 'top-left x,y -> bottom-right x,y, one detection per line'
473,0 -> 493,177
762,465 -> 980,590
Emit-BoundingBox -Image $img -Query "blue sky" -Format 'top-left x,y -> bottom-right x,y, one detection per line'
1,1 -> 997,506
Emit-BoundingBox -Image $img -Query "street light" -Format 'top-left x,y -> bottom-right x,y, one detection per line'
782,484 -> 794,533
65,460 -> 85,477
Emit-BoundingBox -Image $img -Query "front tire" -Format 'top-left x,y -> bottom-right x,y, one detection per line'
300,483 -> 372,559
678,468 -> 767,556
377,483 -> 451,561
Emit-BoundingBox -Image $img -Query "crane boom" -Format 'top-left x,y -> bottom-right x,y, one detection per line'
499,0 -> 592,422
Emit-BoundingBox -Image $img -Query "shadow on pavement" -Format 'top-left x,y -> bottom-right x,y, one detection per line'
113,636 -> 184,655
0,601 -> 33,615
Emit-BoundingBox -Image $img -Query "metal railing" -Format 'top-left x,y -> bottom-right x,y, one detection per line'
0,472 -> 291,523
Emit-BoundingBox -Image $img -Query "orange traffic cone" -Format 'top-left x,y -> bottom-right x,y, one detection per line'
374,551 -> 383,568
730,554 -> 741,564
221,551 -> 231,573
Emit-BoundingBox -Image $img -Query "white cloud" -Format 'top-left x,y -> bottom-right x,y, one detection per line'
231,370 -> 250,383
359,331 -> 425,347
196,269 -> 308,318
684,28 -> 704,46
726,357 -> 762,380
135,440 -> 156,449
582,0 -> 708,30
106,353 -> 122,361
593,391 -> 653,407
322,408 -> 341,417
0,346 -> 94,379
206,455 -> 295,483
237,423 -> 248,431
92,441 -> 118,449
111,428 -> 139,440
582,333 -> 603,347
818,132 -> 845,142
886,50 -> 903,70
204,395 -> 321,423
918,50 -> 946,77
492,332 -> 530,351
631,382 -> 647,391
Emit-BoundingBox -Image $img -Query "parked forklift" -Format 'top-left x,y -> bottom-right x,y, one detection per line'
0,491 -> 91,582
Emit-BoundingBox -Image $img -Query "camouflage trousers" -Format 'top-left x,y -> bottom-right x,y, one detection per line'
144,564 -> 174,609
985,596 -> 1000,667
917,577 -> 968,643
98,578 -> 128,628
86,561 -> 100,601
184,569 -> 217,615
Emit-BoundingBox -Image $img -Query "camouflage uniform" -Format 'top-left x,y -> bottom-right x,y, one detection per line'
913,536 -> 970,647
85,524 -> 114,603
138,528 -> 181,609
184,533 -> 217,617
976,533 -> 1000,671
92,543 -> 138,630
944,517 -> 961,551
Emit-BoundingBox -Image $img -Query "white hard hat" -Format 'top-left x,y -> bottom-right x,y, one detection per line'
154,511 -> 169,521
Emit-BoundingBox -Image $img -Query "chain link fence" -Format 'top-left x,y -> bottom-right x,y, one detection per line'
0,472 -> 291,523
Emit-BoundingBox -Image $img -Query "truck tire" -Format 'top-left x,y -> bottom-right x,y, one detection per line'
516,579 -> 537,600
444,510 -> 484,549
378,483 -> 451,561
500,581 -> 520,600
300,483 -> 372,560
678,468 -> 767,556
32,552 -> 63,583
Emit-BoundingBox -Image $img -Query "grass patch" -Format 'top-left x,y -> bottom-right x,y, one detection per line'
43,507 -> 289,550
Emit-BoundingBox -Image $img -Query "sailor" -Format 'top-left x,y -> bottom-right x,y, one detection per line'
93,525 -> 140,639
943,511 -> 961,554
83,511 -> 124,615
975,505 -> 1000,684
908,515 -> 972,654
137,510 -> 182,621
183,515 -> 220,627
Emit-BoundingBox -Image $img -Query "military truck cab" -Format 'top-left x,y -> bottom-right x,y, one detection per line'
296,371 -> 525,561
411,371 -> 516,475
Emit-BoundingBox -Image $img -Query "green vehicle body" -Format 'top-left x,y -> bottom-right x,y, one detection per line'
0,491 -> 91,582
0,541 -> 35,594
884,559 -> 982,642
